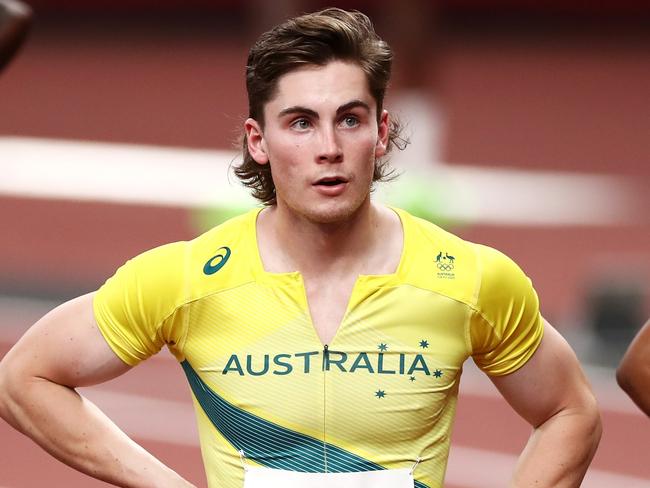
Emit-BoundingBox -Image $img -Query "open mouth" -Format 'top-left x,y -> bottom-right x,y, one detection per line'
314,176 -> 347,187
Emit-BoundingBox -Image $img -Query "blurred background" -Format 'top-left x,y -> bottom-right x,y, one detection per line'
1,1 -> 649,487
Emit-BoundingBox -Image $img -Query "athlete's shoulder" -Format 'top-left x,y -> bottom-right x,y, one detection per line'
394,209 -> 543,374
184,208 -> 261,298
400,209 -> 471,252
468,244 -> 543,376
101,208 -> 260,306
472,242 -> 537,308
395,208 -> 483,303
93,239 -> 190,365
93,209 -> 261,365
117,210 -> 252,276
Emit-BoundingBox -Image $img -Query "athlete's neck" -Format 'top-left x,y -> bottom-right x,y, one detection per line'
257,201 -> 401,278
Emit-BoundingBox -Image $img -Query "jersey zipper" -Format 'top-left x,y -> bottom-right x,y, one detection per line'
323,343 -> 329,473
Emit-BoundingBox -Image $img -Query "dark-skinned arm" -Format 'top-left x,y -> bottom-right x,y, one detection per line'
0,0 -> 32,71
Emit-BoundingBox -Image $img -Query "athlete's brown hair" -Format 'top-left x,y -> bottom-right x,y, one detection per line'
234,7 -> 406,205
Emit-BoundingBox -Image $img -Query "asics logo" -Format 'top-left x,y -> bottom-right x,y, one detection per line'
203,246 -> 231,275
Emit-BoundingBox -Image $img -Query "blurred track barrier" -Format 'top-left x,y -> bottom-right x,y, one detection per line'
1,136 -> 642,227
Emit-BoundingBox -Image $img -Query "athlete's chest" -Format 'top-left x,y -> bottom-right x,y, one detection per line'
181,280 -> 472,453
183,279 -> 471,378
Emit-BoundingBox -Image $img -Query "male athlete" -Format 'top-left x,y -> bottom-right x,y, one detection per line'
617,318 -> 650,416
0,0 -> 31,72
0,8 -> 601,488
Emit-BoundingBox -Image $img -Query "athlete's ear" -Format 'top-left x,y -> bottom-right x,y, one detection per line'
375,109 -> 389,158
245,118 -> 269,165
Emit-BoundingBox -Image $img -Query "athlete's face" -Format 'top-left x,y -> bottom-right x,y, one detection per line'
245,60 -> 389,224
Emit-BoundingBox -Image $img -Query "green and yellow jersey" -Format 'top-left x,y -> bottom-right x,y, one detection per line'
93,207 -> 543,488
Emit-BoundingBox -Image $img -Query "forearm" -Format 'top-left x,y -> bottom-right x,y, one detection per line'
511,404 -> 601,488
0,376 -> 194,488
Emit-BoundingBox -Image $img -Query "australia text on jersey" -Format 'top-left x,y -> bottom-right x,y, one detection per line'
221,350 -> 443,377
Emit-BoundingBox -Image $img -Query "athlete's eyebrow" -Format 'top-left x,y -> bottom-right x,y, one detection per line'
277,100 -> 371,119
336,99 -> 371,116
278,106 -> 318,119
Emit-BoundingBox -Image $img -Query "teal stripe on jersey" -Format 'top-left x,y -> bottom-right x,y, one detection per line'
181,360 -> 430,488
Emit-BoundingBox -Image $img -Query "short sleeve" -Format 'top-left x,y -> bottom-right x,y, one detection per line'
470,245 -> 544,376
93,241 -> 190,366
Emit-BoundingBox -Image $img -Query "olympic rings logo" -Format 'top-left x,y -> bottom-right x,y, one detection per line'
435,251 -> 456,272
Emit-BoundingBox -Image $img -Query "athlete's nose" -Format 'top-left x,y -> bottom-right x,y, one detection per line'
316,126 -> 343,163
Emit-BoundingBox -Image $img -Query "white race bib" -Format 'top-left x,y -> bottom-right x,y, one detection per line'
243,466 -> 415,488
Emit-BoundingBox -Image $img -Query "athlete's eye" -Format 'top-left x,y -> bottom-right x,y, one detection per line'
340,115 -> 359,128
291,118 -> 311,130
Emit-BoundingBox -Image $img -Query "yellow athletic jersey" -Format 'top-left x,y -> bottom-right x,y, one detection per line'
93,207 -> 543,488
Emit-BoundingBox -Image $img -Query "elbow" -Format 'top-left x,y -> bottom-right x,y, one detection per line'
587,397 -> 603,463
616,358 -> 643,399
0,357 -> 32,426
616,360 -> 650,416
0,360 -> 14,421
569,388 -> 602,454
589,402 -> 603,449
616,361 -> 633,394
616,368 -> 628,393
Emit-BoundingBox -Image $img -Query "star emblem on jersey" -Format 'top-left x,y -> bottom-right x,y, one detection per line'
409,376 -> 416,382
433,369 -> 443,378
377,343 -> 388,352
203,246 -> 231,275
419,340 -> 429,349
375,390 -> 386,399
